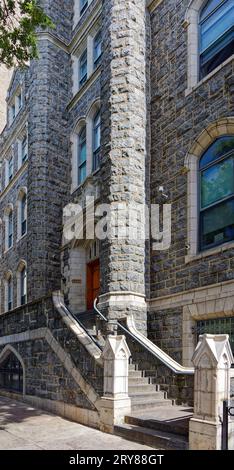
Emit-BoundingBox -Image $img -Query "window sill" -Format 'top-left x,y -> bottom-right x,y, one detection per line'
185,54 -> 234,97
71,167 -> 100,195
185,240 -> 234,264
4,245 -> 13,255
68,65 -> 101,111
16,232 -> 27,243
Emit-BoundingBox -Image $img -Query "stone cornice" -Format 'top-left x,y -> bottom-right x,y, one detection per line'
36,1 -> 102,56
37,31 -> 69,53
149,279 -> 234,311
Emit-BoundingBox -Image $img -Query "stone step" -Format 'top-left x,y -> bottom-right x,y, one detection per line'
114,424 -> 188,450
129,384 -> 158,393
129,363 -> 139,371
129,376 -> 152,385
130,391 -> 166,401
129,370 -> 143,378
125,413 -> 190,438
131,399 -> 172,411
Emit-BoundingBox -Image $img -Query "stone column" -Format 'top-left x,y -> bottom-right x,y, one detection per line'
189,334 -> 234,450
99,0 -> 147,332
99,335 -> 131,433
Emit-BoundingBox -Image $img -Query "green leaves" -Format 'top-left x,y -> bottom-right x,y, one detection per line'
0,1 -> 54,67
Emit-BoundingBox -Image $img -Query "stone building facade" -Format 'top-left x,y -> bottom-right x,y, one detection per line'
0,0 -> 233,436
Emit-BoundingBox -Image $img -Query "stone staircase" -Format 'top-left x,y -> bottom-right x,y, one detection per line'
115,362 -> 193,450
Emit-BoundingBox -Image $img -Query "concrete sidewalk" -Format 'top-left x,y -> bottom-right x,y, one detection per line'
0,396 -> 153,450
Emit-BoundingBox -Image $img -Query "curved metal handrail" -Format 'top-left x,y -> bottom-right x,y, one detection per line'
94,298 -> 194,376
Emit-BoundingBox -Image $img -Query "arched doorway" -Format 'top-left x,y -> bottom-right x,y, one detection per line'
0,351 -> 23,393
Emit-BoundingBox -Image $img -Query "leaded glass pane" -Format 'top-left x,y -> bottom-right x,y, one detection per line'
79,163 -> 86,184
201,156 -> 234,208
200,199 -> 234,249
200,0 -> 223,21
200,0 -> 233,53
200,136 -> 234,168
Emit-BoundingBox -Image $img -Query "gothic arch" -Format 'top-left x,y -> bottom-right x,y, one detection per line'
0,344 -> 26,395
185,118 -> 234,260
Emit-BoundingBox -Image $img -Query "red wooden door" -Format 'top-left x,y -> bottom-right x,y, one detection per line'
86,259 -> 100,310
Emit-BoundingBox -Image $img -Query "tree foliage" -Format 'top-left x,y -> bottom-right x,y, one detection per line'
0,1 -> 54,67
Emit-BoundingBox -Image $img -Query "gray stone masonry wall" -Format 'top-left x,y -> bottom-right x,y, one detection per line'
150,0 -> 234,299
0,297 -> 103,408
27,30 -> 72,300
99,0 -> 147,324
0,68 -> 29,312
0,169 -> 28,311
0,340 -> 92,408
39,0 -> 73,43
148,1 -> 234,374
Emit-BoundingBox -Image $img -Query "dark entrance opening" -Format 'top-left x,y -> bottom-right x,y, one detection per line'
0,352 -> 23,393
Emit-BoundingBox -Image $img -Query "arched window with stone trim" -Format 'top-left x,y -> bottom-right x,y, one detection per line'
17,260 -> 27,307
185,0 -> 234,92
4,271 -> 13,312
4,204 -> 14,251
185,118 -> 234,261
199,135 -> 234,250
17,188 -> 27,240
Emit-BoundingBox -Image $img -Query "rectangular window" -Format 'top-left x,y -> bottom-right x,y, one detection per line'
200,198 -> 234,250
78,128 -> 87,185
8,157 -> 14,182
93,111 -> 101,171
21,268 -> 27,306
80,0 -> 88,16
93,31 -> 102,68
22,136 -> 28,163
17,91 -> 22,111
21,195 -> 27,236
8,279 -> 13,311
196,317 -> 234,354
10,104 -> 15,123
79,50 -> 87,87
8,212 -> 13,249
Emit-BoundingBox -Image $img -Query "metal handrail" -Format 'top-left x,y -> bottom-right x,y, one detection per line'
94,298 -> 194,376
60,302 -> 103,352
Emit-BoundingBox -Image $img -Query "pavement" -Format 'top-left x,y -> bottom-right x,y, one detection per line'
0,396 -> 153,450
